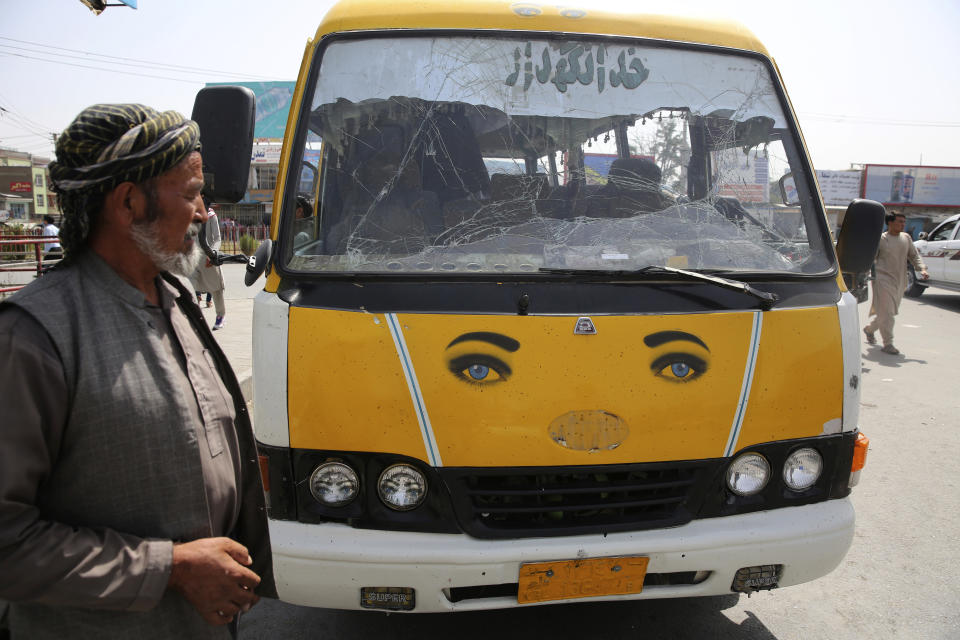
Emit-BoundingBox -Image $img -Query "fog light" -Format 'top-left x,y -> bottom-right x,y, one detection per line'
731,564 -> 782,593
378,464 -> 427,511
783,447 -> 823,491
309,462 -> 359,506
726,453 -> 769,496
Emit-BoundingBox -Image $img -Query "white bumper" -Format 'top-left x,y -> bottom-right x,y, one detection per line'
270,498 -> 854,612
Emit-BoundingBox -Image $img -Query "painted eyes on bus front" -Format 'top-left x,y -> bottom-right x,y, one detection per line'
447,354 -> 511,385
444,331 -> 520,388
643,330 -> 710,383
650,352 -> 708,383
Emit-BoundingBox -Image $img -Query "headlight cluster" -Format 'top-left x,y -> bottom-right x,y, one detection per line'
726,448 -> 823,496
309,461 -> 428,510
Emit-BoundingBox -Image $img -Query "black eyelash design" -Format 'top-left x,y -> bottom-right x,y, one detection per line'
447,353 -> 512,382
649,352 -> 708,381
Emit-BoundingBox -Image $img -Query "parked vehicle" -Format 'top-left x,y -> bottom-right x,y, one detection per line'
220,0 -> 882,613
907,213 -> 960,297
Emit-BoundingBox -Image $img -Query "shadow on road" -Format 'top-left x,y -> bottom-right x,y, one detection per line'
861,345 -> 928,368
912,292 -> 960,313
242,594 -> 781,640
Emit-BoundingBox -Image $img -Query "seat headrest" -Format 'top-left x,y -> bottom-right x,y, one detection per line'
490,173 -> 549,201
609,158 -> 662,192
363,152 -> 421,192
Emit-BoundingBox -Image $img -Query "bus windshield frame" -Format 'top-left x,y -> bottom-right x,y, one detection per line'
278,31 -> 834,279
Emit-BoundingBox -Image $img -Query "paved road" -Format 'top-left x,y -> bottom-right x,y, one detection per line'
233,287 -> 960,640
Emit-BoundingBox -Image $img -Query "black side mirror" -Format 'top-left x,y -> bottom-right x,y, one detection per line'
836,198 -> 885,274
245,239 -> 273,287
191,86 -> 255,203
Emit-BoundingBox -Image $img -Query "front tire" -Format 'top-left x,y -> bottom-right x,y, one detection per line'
905,265 -> 926,298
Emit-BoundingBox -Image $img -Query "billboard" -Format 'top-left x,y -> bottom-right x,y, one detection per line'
715,150 -> 769,203
862,164 -> 960,208
816,170 -> 861,206
206,81 -> 295,140
583,153 -> 655,185
251,141 -> 283,164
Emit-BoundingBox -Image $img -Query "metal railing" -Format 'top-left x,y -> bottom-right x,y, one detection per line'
0,234 -> 60,295
1,222 -> 268,296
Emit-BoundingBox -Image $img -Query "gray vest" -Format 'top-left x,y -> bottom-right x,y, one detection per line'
3,252 -> 273,639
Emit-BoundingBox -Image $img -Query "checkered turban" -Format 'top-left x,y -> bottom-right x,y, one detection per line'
48,104 -> 201,254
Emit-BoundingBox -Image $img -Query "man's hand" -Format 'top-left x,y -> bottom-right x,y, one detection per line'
168,537 -> 261,626
921,269 -> 930,280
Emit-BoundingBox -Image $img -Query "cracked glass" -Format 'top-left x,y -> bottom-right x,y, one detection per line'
284,35 -> 829,276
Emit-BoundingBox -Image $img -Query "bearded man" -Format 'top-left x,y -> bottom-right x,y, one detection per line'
0,104 -> 274,639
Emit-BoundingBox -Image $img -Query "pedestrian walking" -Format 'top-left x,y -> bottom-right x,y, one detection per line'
190,202 -> 227,330
863,211 -> 928,355
0,103 -> 274,639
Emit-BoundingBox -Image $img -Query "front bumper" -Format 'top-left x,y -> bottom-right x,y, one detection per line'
270,498 -> 854,612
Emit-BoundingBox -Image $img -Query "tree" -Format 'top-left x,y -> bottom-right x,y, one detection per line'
629,115 -> 689,193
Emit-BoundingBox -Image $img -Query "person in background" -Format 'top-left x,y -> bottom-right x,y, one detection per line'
41,214 -> 62,260
0,103 -> 274,639
863,211 -> 928,355
293,195 -> 313,247
190,201 -> 227,330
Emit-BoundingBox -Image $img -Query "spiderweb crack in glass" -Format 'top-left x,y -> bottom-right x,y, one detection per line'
285,36 -> 827,276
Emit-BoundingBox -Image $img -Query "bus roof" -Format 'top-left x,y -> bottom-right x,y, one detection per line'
315,0 -> 770,57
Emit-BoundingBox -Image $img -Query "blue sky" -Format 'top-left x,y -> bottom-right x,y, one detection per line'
2,0 -> 958,171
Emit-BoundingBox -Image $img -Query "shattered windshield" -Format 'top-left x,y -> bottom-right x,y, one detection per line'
284,35 -> 830,275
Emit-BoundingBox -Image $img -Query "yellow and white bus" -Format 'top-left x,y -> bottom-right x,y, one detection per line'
248,0 -> 877,612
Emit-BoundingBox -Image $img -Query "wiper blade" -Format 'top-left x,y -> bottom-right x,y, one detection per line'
538,265 -> 779,310
634,265 -> 779,310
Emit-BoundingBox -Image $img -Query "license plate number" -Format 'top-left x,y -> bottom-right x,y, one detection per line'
517,556 -> 649,604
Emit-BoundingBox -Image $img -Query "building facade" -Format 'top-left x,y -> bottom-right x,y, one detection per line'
0,148 -> 55,224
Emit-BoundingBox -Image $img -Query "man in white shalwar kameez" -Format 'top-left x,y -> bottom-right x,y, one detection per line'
189,206 -> 227,330
863,212 -> 927,355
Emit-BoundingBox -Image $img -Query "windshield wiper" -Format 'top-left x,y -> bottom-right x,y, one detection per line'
539,265 -> 779,310
636,265 -> 779,309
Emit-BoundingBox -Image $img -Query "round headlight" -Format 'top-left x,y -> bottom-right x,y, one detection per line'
783,447 -> 823,491
726,453 -> 770,496
309,462 -> 359,506
378,464 -> 427,511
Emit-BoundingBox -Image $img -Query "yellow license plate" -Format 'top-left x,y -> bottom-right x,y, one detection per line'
517,556 -> 649,604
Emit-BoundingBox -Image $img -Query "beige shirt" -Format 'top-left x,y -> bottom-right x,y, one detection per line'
0,277 -> 239,609
874,231 -> 926,295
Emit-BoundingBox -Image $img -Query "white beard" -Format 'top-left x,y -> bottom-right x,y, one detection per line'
130,220 -> 204,277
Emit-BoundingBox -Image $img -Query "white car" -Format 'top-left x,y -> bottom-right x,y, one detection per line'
907,213 -> 960,297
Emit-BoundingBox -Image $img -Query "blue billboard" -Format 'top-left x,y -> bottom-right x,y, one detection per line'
206,81 -> 296,140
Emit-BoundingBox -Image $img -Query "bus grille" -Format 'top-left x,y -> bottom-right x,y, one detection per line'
439,461 -> 717,539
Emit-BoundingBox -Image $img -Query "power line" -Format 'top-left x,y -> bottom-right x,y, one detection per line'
0,36 -> 279,81
0,43 -> 225,78
0,50 -> 203,85
0,90 -> 53,132
0,108 -> 51,139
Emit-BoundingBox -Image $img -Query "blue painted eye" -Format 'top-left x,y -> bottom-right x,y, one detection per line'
468,364 -> 490,380
448,354 -> 510,386
651,353 -> 707,383
670,362 -> 691,378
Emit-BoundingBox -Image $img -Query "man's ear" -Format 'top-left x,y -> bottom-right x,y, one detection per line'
102,182 -> 145,227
